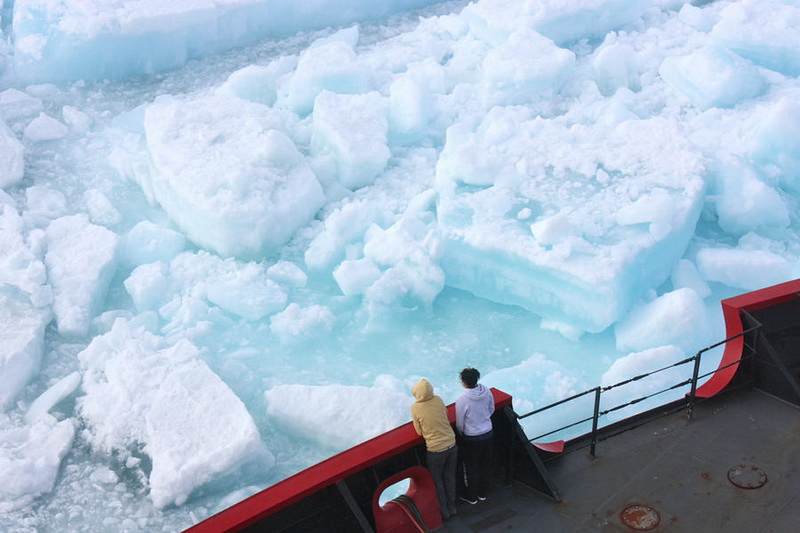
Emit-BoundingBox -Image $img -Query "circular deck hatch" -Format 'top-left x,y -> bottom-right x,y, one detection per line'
727,464 -> 767,489
620,504 -> 660,530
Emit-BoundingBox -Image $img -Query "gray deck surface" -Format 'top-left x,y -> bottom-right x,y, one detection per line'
439,388 -> 800,533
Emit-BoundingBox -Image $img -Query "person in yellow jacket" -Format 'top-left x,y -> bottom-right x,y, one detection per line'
411,378 -> 458,520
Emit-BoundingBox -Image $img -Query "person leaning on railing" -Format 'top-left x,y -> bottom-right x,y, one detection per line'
411,378 -> 459,521
455,367 -> 495,505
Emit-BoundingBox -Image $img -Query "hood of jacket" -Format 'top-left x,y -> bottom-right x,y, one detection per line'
463,383 -> 490,400
412,378 -> 434,402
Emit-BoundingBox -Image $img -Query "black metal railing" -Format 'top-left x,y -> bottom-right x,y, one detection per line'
517,324 -> 761,457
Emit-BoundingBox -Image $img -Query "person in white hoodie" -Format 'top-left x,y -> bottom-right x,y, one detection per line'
455,367 -> 494,504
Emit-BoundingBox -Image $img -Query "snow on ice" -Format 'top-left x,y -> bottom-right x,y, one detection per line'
265,379 -> 412,450
1,0 -> 800,530
77,319 -> 272,509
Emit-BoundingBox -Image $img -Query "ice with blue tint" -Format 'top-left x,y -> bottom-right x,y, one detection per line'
461,0 -> 650,46
12,0 -> 447,83
710,0 -> 800,76
119,220 -> 186,269
265,377 -> 412,450
659,45 -> 766,110
711,160 -> 790,235
614,288 -> 711,353
435,113 -> 706,332
45,214 -> 119,337
0,121 -> 24,188
747,98 -> 800,192
0,205 -> 51,411
2,0 -> 800,531
0,414 -> 75,513
113,94 -> 325,259
78,319 -> 272,509
311,90 -> 391,189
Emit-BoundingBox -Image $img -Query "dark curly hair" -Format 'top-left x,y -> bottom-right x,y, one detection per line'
460,367 -> 480,388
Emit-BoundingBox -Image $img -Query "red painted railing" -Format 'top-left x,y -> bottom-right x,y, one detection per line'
695,278 -> 800,397
185,389 -> 512,532
186,280 -> 800,531
524,279 -> 800,452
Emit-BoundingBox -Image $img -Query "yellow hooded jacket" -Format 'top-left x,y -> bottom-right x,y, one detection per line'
411,378 -> 456,452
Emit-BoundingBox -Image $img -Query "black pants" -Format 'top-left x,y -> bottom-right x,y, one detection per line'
427,445 -> 458,518
460,431 -> 492,499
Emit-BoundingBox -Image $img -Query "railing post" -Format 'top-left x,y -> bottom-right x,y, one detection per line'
687,351 -> 703,420
589,387 -> 601,458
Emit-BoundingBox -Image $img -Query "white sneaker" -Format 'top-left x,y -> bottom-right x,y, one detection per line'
459,495 -> 478,505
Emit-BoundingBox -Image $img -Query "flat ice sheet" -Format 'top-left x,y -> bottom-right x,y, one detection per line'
435,114 -> 706,332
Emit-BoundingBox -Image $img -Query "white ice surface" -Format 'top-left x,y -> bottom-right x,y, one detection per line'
0,206 -> 51,411
24,372 -> 82,425
114,94 -> 326,259
23,113 -> 69,143
265,380 -> 413,450
614,288 -> 710,353
435,114 -> 706,332
0,119 -> 24,189
0,415 -> 75,513
2,0 -> 800,530
44,214 -> 119,337
0,290 -> 51,411
311,90 -> 391,190
659,45 -> 765,110
78,319 -> 272,508
12,0 -> 446,83
710,0 -> 800,76
119,220 -> 186,269
269,303 -> 336,343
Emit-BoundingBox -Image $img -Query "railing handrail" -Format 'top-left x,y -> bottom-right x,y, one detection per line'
518,387 -> 597,419
517,324 -> 762,456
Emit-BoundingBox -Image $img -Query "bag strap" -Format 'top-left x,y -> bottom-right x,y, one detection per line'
386,494 -> 431,533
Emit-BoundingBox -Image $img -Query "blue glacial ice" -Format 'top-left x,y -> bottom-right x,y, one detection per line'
11,0 -> 446,83
2,0 -> 800,531
435,112 -> 706,332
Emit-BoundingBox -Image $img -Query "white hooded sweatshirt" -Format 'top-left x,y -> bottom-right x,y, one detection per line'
455,383 -> 494,437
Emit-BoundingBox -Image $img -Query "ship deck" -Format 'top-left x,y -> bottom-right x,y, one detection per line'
440,387 -> 800,532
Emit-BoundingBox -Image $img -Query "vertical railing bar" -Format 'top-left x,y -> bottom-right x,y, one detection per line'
687,352 -> 702,420
522,324 -> 762,453
589,387 -> 601,458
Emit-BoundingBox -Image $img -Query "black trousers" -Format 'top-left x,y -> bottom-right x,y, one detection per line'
427,445 -> 458,518
460,431 -> 492,499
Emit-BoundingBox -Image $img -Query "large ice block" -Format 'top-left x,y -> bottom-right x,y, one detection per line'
0,416 -> 75,512
658,46 -> 765,111
12,0 -> 448,83
463,0 -> 648,47
265,382 -> 412,450
710,0 -> 800,76
113,94 -> 325,259
0,206 -> 51,411
310,90 -> 390,190
0,118 -> 24,190
77,319 -> 272,508
435,113 -> 706,332
45,214 -> 119,337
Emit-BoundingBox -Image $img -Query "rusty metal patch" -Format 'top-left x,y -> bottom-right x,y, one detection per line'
620,503 -> 661,530
727,464 -> 767,489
